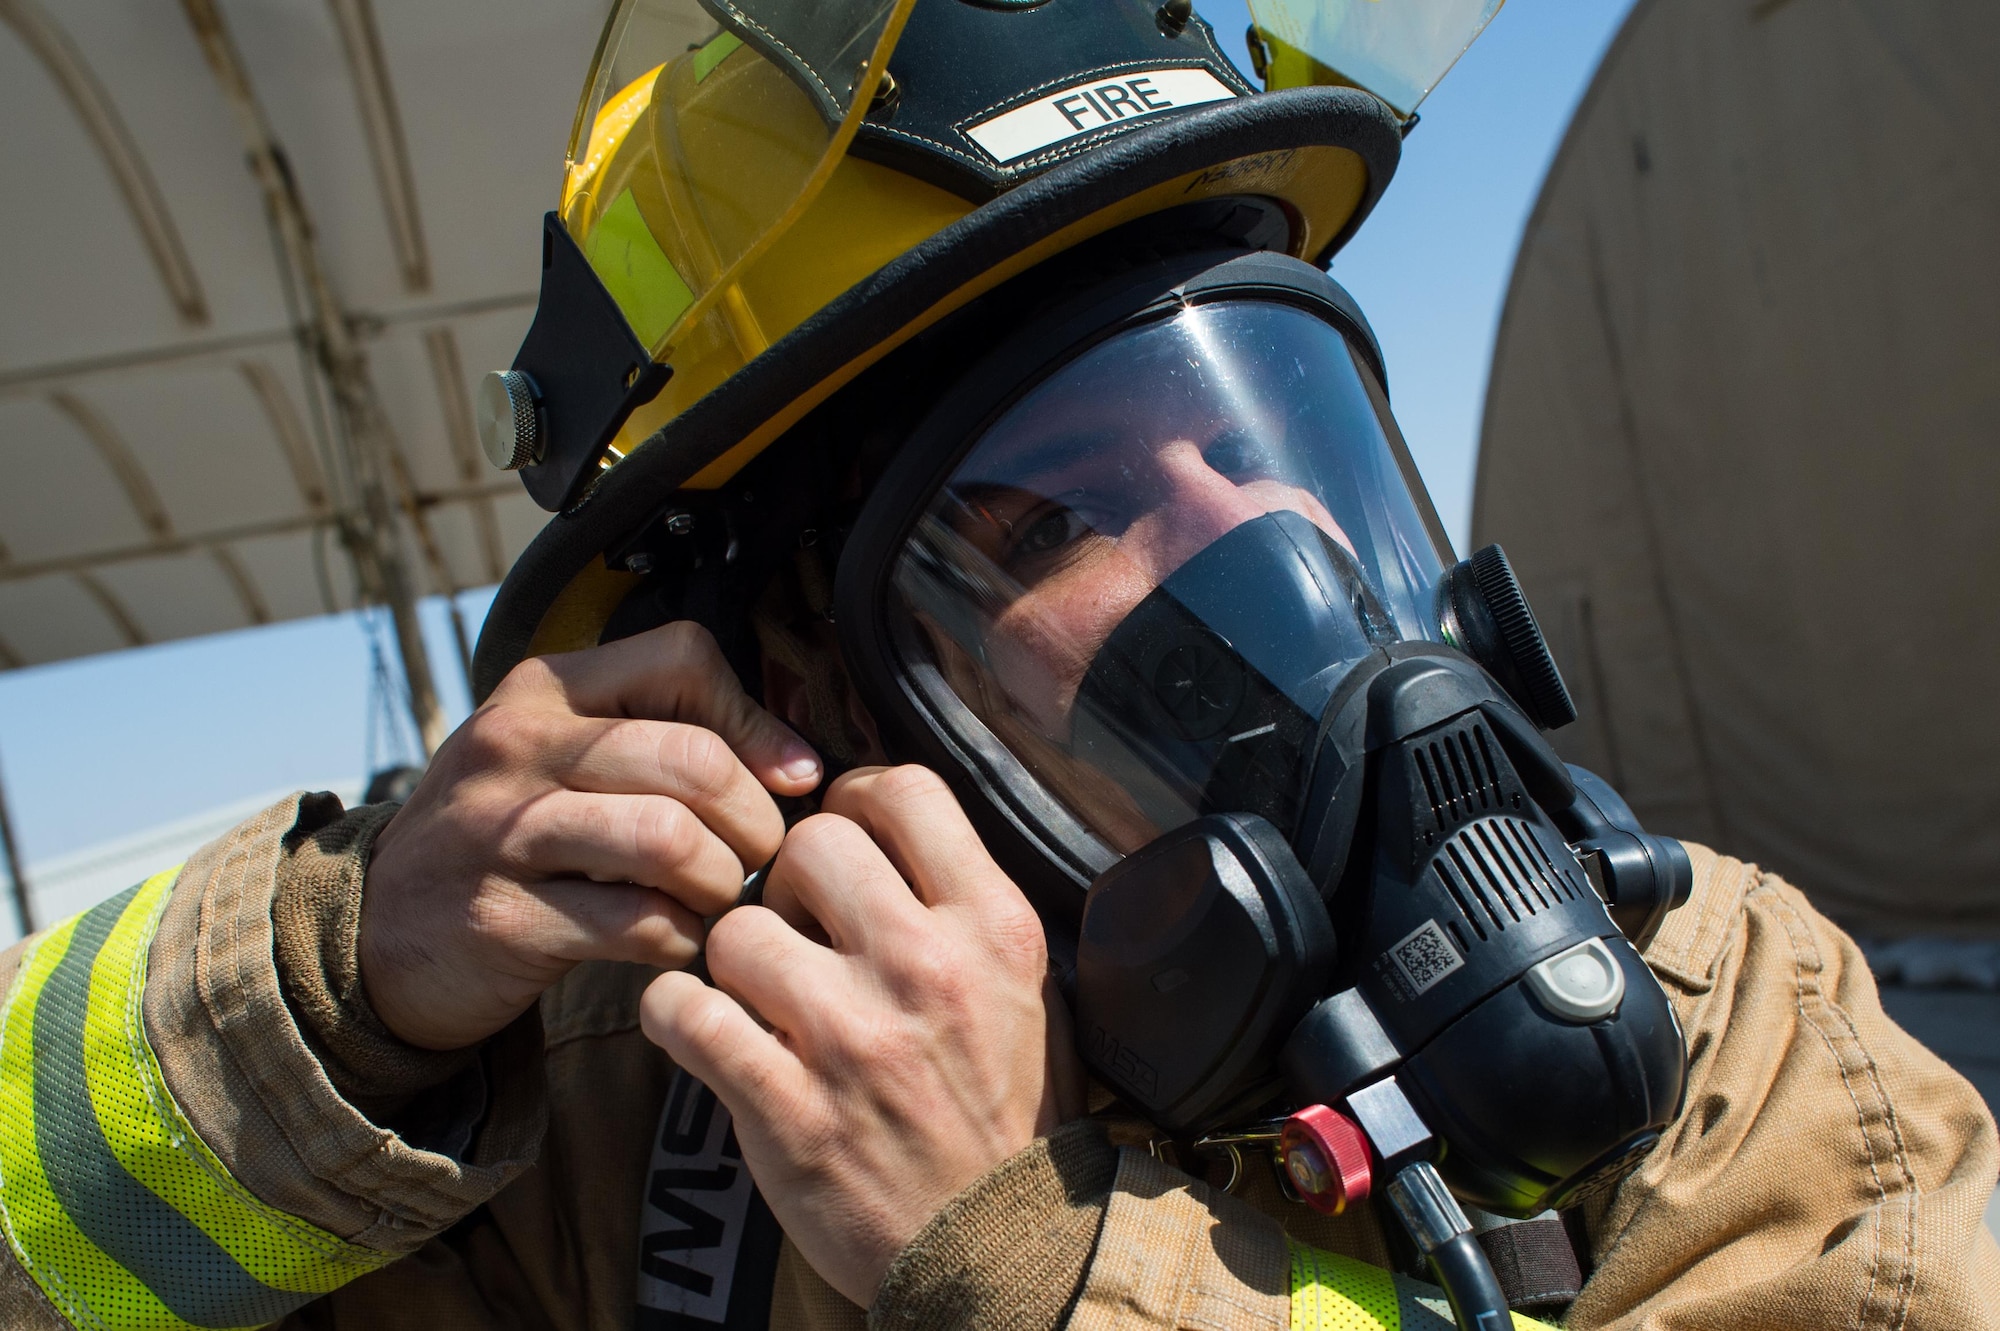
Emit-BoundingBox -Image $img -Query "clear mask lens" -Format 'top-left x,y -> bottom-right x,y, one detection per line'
889,300 -> 1450,853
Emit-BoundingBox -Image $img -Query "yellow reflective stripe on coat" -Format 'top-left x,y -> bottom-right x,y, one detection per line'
0,869 -> 392,1329
1290,1242 -> 1556,1331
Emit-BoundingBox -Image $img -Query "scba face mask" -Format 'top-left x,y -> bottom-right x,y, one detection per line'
897,295 -> 1438,854
836,249 -> 1692,1321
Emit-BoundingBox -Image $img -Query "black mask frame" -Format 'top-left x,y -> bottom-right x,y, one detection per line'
833,247 -> 1439,950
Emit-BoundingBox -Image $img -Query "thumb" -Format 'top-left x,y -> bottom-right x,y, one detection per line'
701,667 -> 824,796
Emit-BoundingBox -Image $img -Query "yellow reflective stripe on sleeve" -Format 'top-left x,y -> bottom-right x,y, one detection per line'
1291,1241 -> 1400,1330
0,901 -> 157,1328
84,871 -> 390,1293
0,869 -> 393,1330
1289,1240 -> 1557,1331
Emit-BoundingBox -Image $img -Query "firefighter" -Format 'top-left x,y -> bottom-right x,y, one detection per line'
1,3 -> 1994,1329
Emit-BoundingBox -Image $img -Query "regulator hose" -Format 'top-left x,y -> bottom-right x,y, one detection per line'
1423,1231 -> 1513,1331
1383,1162 -> 1513,1331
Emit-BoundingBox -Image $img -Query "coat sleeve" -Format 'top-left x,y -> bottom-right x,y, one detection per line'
0,794 -> 547,1331
864,1125 -> 1558,1331
1566,844 -> 2000,1330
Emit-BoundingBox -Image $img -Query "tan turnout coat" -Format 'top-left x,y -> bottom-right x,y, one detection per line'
0,793 -> 1995,1330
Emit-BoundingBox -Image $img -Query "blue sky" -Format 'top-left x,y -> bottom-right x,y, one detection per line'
0,0 -> 1638,873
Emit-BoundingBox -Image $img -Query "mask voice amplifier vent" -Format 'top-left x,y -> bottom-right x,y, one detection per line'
1412,721 -> 1507,832
1432,817 -> 1590,944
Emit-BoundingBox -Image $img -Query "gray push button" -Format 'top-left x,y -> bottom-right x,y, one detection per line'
1525,937 -> 1626,1023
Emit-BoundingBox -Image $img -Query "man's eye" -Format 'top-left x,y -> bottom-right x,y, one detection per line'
1017,505 -> 1087,555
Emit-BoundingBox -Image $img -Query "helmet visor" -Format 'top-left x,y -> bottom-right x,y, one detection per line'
1249,0 -> 1505,116
888,299 -> 1450,854
561,0 -> 914,357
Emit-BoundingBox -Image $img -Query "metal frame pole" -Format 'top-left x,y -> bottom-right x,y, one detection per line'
0,749 -> 37,937
179,0 -> 447,755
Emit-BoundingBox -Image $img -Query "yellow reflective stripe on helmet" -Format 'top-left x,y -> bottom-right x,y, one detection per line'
0,870 -> 392,1330
586,188 -> 697,351
693,31 -> 743,82
1289,1241 -> 1557,1331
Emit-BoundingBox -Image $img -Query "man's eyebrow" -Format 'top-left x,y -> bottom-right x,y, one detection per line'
942,481 -> 1031,523
958,428 -> 1122,491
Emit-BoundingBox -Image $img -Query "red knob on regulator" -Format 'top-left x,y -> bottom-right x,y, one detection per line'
1280,1104 -> 1374,1215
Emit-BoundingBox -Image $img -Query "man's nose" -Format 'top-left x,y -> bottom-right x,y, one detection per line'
1136,440 -> 1271,580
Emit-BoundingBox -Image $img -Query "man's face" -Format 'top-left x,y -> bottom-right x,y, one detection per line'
934,325 -> 1352,741
886,298 -> 1439,849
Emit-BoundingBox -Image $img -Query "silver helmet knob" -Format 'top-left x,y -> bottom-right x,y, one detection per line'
477,370 -> 543,471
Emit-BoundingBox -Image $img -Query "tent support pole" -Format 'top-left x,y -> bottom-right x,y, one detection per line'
0,750 -> 36,938
180,0 -> 447,756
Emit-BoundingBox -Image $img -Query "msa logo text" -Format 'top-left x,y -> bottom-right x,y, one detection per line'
1085,1022 -> 1160,1099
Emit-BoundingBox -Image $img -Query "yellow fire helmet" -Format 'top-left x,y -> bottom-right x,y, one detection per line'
471,0 -> 1504,699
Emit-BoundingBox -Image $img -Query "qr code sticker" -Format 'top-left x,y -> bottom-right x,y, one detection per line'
1389,919 -> 1464,995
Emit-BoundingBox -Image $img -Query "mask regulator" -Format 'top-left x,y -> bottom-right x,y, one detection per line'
1067,540 -> 1690,1330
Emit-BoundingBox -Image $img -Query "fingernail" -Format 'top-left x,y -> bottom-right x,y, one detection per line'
780,746 -> 822,783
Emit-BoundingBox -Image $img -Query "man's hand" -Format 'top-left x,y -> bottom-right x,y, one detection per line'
362,622 -> 822,1051
639,765 -> 1082,1309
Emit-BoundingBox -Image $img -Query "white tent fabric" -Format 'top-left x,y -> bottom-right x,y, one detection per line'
8,780 -> 362,947
1474,0 -> 2000,935
0,1 -> 609,669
